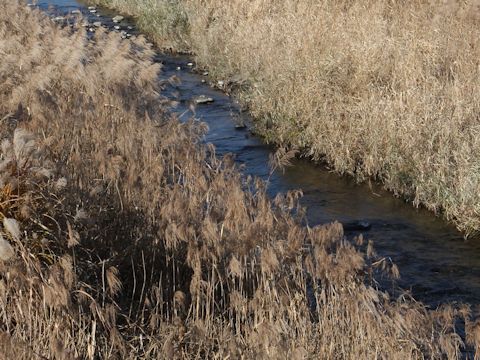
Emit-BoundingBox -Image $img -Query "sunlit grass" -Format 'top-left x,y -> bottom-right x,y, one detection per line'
0,1 -> 478,358
94,0 -> 480,237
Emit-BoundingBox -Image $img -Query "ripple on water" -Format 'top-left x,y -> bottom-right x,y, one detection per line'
40,0 -> 480,307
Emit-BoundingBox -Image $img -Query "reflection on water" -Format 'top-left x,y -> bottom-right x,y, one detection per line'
39,0 -> 480,308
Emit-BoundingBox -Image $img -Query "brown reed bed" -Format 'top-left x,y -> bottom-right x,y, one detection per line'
0,1 -> 478,358
91,0 -> 480,237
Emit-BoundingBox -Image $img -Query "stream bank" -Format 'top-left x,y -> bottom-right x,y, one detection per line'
38,0 -> 480,309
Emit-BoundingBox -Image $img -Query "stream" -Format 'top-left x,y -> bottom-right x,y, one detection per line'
36,0 -> 480,309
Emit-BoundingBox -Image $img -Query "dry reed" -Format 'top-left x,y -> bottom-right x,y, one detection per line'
93,0 -> 480,236
0,1 -> 477,359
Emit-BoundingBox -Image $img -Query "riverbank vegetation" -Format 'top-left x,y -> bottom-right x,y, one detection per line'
0,1 -> 478,359
92,0 -> 480,237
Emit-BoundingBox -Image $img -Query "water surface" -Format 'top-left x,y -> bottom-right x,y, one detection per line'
36,0 -> 480,308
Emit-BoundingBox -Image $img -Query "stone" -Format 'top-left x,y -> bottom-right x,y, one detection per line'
127,26 -> 134,30
71,9 -> 81,14
343,221 -> 372,232
194,95 -> 214,104
89,9 -> 97,13
112,15 -> 124,23
187,62 -> 194,67
358,221 -> 372,230
53,16 -> 65,22
176,66 -> 181,71
235,122 -> 247,130
217,80 -> 225,87
88,6 -> 96,10
93,21 -> 102,27
114,25 -> 121,30
202,71 -> 209,76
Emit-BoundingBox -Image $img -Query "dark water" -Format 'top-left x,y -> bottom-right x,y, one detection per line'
35,0 -> 480,308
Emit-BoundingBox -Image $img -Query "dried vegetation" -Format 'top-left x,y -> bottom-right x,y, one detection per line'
94,0 -> 480,236
0,1 -> 479,359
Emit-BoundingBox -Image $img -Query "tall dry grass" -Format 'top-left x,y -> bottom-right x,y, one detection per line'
92,0 -> 190,50
0,1 -> 479,359
92,0 -> 480,236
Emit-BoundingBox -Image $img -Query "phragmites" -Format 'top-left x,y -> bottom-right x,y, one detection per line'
55,177 -> 68,190
66,221 -> 80,248
0,218 -> 19,262
173,290 -> 187,317
0,1 -> 476,359
260,246 -> 280,275
12,128 -> 36,169
179,0 -> 480,236
3,218 -> 20,241
0,128 -> 53,180
106,266 -> 122,297
268,146 -> 298,175
228,255 -> 243,278
0,129 -> 33,187
0,235 -> 14,261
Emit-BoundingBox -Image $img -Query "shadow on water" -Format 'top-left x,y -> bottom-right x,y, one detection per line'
38,0 -> 480,309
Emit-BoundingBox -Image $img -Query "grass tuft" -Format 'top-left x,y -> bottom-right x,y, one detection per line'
0,1 -> 477,358
94,0 -> 480,236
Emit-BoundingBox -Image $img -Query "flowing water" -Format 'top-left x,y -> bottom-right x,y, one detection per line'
36,0 -> 480,309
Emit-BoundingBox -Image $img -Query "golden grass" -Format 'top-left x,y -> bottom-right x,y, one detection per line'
0,1 -> 478,358
92,0 -> 480,236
